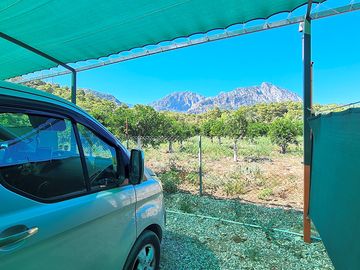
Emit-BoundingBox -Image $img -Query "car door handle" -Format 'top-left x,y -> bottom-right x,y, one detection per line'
0,227 -> 39,248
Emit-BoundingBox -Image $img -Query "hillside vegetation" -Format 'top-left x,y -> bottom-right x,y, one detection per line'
25,80 -> 308,153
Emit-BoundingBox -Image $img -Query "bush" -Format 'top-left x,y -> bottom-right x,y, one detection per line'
162,178 -> 178,193
179,199 -> 197,213
224,179 -> 246,196
159,169 -> 181,193
258,188 -> 273,200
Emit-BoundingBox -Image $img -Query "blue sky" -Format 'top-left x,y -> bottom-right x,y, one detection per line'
51,10 -> 360,105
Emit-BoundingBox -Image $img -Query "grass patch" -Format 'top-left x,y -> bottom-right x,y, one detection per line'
239,137 -> 274,158
184,171 -> 198,185
179,199 -> 197,213
224,179 -> 246,196
258,188 -> 274,200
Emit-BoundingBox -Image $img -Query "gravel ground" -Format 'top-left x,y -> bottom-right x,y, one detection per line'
160,193 -> 333,270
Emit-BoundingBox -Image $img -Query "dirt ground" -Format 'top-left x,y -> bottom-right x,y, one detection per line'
145,140 -> 304,209
199,155 -> 303,208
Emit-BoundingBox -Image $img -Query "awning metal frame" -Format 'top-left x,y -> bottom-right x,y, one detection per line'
0,32 -> 77,104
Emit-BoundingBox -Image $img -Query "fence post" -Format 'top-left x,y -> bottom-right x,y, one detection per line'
198,135 -> 203,196
125,118 -> 129,149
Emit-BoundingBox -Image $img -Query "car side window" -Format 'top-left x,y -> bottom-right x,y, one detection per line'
0,112 -> 87,199
77,124 -> 121,190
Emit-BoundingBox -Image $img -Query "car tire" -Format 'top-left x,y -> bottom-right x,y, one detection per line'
123,230 -> 161,270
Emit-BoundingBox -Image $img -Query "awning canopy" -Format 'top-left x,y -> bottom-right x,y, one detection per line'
0,0 -> 323,80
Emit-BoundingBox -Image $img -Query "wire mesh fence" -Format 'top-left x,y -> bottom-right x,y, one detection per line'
126,134 -> 310,236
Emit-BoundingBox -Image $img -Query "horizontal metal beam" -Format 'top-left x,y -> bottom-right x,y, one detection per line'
311,2 -> 360,19
0,32 -> 75,73
14,2 -> 360,83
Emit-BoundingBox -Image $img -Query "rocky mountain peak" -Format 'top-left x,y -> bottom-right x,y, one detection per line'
151,83 -> 301,113
150,91 -> 206,112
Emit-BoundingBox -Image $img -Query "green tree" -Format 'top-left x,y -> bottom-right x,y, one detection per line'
210,118 -> 225,144
200,119 -> 215,142
203,107 -> 222,119
109,105 -> 131,141
158,113 -> 178,153
247,122 -> 269,141
88,99 -> 117,128
127,105 -> 163,147
176,121 -> 195,149
269,117 -> 299,154
224,110 -> 248,162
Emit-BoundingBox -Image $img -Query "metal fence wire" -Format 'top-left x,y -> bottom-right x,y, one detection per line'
126,134 -> 312,237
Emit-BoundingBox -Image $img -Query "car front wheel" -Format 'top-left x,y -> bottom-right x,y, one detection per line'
123,230 -> 160,270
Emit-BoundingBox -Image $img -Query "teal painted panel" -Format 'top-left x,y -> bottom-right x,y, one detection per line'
309,109 -> 360,269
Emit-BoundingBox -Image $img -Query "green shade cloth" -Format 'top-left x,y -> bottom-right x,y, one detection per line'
309,109 -> 360,270
0,0 -> 323,80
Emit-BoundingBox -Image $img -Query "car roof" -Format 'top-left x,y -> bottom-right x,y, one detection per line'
0,80 -> 90,119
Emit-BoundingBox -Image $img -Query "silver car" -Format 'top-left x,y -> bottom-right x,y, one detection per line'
0,80 -> 165,270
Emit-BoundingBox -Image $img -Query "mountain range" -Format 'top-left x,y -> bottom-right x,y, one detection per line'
149,82 -> 301,113
87,82 -> 301,113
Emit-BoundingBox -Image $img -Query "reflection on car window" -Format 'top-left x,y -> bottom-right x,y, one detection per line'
0,112 -> 86,199
77,124 -> 119,190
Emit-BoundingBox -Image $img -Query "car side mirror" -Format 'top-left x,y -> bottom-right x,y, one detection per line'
129,149 -> 145,185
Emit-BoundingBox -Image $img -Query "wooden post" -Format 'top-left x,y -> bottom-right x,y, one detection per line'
304,165 -> 311,243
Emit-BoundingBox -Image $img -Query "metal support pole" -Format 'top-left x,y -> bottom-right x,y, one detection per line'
303,12 -> 313,244
71,71 -> 77,104
198,135 -> 203,196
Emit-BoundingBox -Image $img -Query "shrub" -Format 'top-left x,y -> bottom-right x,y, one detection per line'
159,169 -> 181,194
162,178 -> 178,193
179,199 -> 197,213
258,188 -> 273,200
224,179 -> 246,195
